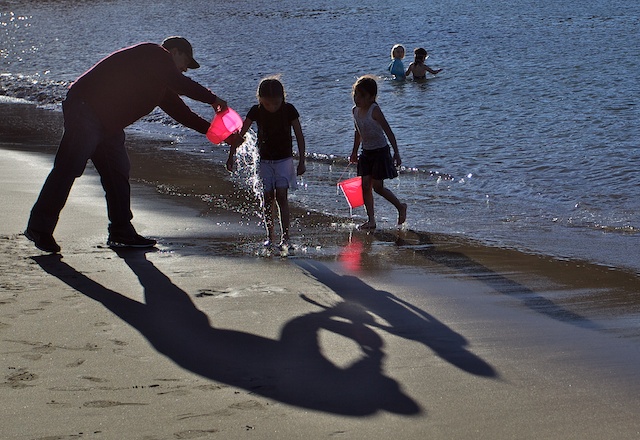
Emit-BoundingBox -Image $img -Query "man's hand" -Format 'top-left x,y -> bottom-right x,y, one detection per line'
213,97 -> 228,113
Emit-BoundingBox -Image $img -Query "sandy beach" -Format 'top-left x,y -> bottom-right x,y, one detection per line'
1,103 -> 640,439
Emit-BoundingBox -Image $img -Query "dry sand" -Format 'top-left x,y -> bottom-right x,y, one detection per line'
1,120 -> 640,438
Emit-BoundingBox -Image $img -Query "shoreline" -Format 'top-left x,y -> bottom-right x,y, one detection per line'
2,130 -> 640,437
2,101 -> 639,334
3,100 -> 639,275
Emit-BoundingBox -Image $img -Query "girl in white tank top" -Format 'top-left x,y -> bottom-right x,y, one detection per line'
349,76 -> 407,230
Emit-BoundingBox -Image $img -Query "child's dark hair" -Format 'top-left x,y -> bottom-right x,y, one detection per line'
257,77 -> 286,100
352,75 -> 378,99
414,47 -> 428,59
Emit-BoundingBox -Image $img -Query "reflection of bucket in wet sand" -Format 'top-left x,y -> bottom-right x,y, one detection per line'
338,176 -> 364,209
338,236 -> 363,272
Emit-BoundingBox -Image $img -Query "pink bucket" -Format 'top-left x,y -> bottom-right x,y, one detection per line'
338,176 -> 364,209
206,108 -> 243,144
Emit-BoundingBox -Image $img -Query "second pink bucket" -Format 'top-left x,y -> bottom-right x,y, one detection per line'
338,176 -> 364,209
206,108 -> 243,144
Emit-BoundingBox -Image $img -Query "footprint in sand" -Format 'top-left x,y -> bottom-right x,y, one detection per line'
5,370 -> 38,388
110,339 -> 128,346
83,400 -> 147,408
22,353 -> 43,361
229,400 -> 266,411
20,307 -> 45,315
193,384 -> 225,392
66,358 -> 86,368
81,376 -> 109,383
0,297 -> 17,305
173,429 -> 220,439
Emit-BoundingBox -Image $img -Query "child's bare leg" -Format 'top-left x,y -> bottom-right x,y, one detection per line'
397,202 -> 407,225
372,179 -> 407,225
360,175 -> 376,229
263,190 -> 276,243
274,187 -> 290,243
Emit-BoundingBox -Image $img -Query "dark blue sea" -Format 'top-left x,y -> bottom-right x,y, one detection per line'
1,0 -> 639,273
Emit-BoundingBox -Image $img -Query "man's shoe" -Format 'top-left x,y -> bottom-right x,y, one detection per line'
107,233 -> 157,248
24,228 -> 61,253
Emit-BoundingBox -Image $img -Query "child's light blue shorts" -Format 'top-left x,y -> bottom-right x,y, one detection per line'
259,157 -> 297,192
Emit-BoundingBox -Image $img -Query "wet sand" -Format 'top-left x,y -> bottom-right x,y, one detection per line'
1,102 -> 640,439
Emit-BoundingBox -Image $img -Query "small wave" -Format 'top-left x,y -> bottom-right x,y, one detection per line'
591,224 -> 638,235
0,96 -> 32,104
562,216 -> 639,235
305,152 -> 454,180
0,73 -> 69,105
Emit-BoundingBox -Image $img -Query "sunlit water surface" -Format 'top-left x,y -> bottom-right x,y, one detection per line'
1,0 -> 638,272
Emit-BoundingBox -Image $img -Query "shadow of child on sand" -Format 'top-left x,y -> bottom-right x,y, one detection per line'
387,230 -> 599,330
294,259 -> 498,379
32,250 -> 421,416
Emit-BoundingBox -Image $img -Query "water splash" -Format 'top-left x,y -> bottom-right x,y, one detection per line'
231,129 -> 264,217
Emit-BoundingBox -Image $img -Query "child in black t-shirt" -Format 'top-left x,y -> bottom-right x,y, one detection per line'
227,77 -> 306,249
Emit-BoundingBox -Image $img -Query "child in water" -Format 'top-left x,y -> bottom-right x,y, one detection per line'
226,77 -> 306,248
405,47 -> 442,80
387,44 -> 406,80
349,75 -> 407,230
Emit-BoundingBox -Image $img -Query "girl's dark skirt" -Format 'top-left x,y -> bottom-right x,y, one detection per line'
357,145 -> 398,180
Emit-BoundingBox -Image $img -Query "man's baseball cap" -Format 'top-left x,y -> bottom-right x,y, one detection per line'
162,36 -> 200,69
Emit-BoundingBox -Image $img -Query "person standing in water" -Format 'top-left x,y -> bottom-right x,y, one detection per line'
226,77 -> 306,249
405,47 -> 442,80
349,75 -> 407,230
25,36 -> 231,253
387,44 -> 406,80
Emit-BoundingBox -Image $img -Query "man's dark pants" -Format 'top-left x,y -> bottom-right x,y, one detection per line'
27,95 -> 135,237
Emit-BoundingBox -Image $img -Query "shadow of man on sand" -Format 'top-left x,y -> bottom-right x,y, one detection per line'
33,250 -> 420,416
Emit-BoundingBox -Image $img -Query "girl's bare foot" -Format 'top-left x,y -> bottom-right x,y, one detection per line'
359,220 -> 376,230
398,203 -> 407,225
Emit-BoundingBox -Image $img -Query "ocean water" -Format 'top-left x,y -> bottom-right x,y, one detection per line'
1,0 -> 639,273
